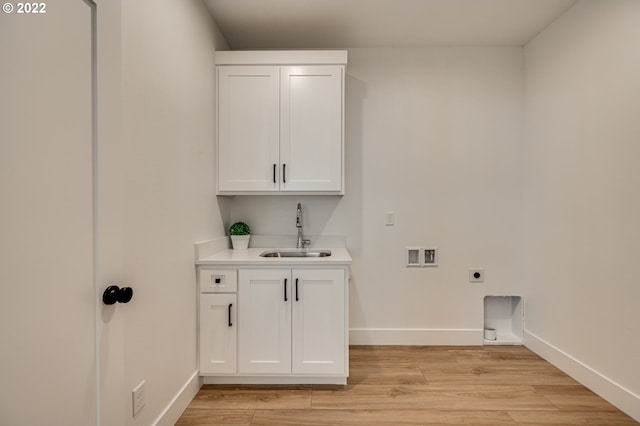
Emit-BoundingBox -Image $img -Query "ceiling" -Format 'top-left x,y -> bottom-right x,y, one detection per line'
202,0 -> 577,49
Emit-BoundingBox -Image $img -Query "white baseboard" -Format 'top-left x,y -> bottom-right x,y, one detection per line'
349,328 -> 483,345
524,330 -> 640,422
152,370 -> 202,426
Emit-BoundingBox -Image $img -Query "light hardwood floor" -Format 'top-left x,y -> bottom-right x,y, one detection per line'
176,346 -> 638,425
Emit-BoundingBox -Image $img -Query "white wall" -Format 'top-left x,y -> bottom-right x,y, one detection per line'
119,1 -> 228,424
523,0 -> 640,420
229,48 -> 524,344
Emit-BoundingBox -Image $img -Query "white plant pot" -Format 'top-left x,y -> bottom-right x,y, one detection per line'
230,235 -> 250,250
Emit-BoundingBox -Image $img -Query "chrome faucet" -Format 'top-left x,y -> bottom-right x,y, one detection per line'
296,203 -> 310,249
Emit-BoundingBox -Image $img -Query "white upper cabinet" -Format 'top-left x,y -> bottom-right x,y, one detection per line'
216,51 -> 347,195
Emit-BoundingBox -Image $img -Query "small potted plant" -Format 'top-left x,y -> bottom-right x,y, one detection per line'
229,221 -> 251,250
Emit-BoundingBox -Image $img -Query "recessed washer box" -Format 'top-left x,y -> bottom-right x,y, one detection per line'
483,296 -> 523,345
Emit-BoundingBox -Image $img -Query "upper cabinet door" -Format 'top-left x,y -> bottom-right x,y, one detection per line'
217,66 -> 280,192
280,66 -> 343,192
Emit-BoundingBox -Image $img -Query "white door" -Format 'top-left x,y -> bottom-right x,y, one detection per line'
280,66 -> 343,192
238,269 -> 291,374
292,269 -> 346,375
200,294 -> 237,374
217,66 -> 280,192
0,1 -> 98,424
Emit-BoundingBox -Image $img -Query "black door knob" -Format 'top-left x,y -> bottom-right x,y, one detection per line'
103,285 -> 133,305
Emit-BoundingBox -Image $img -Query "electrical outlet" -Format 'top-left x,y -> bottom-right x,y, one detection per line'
469,268 -> 484,283
132,380 -> 145,416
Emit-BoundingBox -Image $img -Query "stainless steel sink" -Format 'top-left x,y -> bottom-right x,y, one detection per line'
260,250 -> 332,258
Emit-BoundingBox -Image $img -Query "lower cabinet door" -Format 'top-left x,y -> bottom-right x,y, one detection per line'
292,269 -> 345,375
238,269 -> 292,374
200,293 -> 237,374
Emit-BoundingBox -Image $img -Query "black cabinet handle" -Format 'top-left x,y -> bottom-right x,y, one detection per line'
284,278 -> 288,302
295,278 -> 299,301
228,303 -> 233,327
283,164 -> 286,183
273,164 -> 276,183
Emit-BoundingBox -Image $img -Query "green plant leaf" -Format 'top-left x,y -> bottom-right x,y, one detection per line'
229,221 -> 251,235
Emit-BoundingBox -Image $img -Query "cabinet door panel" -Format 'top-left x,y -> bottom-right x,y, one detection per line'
200,294 -> 237,374
218,66 -> 280,192
280,66 -> 343,192
238,269 -> 291,374
292,269 -> 345,375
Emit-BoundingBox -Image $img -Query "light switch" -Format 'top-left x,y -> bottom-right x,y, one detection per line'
385,212 -> 395,226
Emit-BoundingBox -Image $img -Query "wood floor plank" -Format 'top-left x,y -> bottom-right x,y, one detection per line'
188,386 -> 312,410
508,410 -> 639,425
421,364 -> 579,386
252,409 -> 517,425
533,384 -> 603,396
542,393 -> 622,412
532,384 -> 622,411
349,345 -> 460,366
348,363 -> 427,385
311,384 -> 557,411
175,408 -> 254,425
453,348 -> 549,367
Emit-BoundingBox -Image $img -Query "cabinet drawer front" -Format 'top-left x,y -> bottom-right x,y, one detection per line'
199,269 -> 237,293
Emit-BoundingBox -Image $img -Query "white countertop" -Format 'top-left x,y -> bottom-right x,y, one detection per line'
196,247 -> 352,266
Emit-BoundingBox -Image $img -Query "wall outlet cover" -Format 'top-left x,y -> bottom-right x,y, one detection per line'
469,268 -> 484,282
132,380 -> 145,416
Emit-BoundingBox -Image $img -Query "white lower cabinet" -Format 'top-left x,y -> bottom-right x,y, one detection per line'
199,293 -> 237,374
198,265 -> 347,383
238,268 -> 346,377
